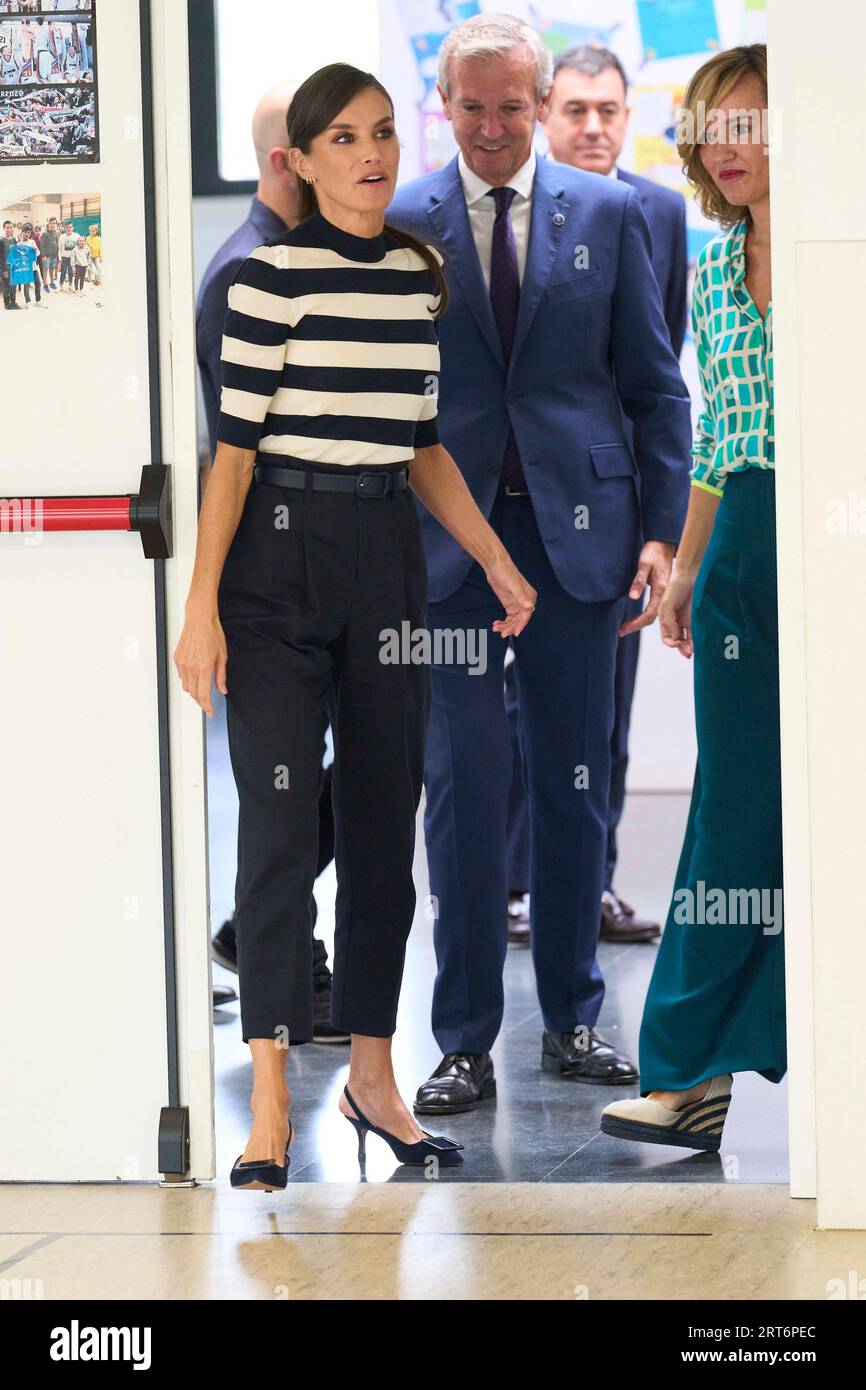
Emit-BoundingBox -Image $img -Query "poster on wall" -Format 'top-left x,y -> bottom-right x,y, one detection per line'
635,0 -> 719,62
398,0 -> 482,171
0,190 -> 103,309
0,0 -> 98,164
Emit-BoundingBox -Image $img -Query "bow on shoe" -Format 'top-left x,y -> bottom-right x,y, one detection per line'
419,1133 -> 464,1151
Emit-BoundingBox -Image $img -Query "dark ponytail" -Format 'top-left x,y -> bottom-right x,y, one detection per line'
286,62 -> 449,317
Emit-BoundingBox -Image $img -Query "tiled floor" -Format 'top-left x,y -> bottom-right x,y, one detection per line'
207,689 -> 789,1188
1,1183 -> 857,1300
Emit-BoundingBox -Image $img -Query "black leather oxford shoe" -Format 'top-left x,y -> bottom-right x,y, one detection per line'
413,1052 -> 496,1115
541,1028 -> 638,1084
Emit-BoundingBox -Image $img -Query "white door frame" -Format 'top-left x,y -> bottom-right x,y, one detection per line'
770,0 -> 866,1227
149,0 -> 215,1181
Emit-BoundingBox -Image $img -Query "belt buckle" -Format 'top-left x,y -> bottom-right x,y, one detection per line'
356,470 -> 391,498
503,484 -> 529,497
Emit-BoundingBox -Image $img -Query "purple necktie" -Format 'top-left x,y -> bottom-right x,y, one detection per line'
488,186 -> 526,491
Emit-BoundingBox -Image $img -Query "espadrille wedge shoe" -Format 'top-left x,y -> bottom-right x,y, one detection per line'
600,1074 -> 733,1152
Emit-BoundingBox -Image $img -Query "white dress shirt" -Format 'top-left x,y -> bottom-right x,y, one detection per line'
457,148 -> 536,288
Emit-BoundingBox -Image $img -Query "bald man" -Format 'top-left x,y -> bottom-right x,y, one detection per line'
195,83 -> 300,457
195,83 -> 346,1044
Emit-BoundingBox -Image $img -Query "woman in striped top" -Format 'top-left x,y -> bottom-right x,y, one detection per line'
602,46 -> 785,1154
174,63 -> 536,1185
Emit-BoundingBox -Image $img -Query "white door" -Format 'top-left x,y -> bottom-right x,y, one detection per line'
0,0 -> 212,1183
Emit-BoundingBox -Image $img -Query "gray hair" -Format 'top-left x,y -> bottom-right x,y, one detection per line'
553,44 -> 629,96
438,13 -> 554,103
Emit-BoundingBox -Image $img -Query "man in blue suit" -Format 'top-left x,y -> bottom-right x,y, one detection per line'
388,12 -> 692,1114
504,45 -> 689,948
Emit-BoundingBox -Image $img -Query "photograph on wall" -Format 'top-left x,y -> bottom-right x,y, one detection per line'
0,3 -> 92,11
635,0 -> 719,61
0,2 -> 97,162
1,190 -> 103,310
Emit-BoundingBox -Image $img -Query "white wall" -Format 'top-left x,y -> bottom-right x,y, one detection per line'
770,0 -> 866,1228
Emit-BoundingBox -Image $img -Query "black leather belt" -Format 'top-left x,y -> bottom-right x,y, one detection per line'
254,462 -> 408,497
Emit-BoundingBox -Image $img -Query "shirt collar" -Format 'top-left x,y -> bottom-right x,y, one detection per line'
457,148 -> 537,207
727,219 -> 748,287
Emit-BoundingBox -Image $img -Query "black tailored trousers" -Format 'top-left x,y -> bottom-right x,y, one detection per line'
217,464 -> 429,1044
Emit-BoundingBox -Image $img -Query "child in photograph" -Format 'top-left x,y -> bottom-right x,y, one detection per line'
0,217 -> 17,310
85,222 -> 101,285
72,234 -> 90,291
8,224 -> 41,307
40,216 -> 59,290
58,221 -> 76,287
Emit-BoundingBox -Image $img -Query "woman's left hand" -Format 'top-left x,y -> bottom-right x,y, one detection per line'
484,556 -> 538,638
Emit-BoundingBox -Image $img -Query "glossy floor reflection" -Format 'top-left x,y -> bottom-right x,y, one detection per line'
1,1183 -> 850,1300
208,691 -> 788,1187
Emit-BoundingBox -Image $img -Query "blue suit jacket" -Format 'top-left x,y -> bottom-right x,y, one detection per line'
616,167 -> 688,357
388,154 -> 693,604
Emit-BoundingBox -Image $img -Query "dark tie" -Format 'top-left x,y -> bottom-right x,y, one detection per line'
487,186 -> 526,491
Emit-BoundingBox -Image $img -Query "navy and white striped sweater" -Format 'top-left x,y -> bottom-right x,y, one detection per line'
216,209 -> 441,468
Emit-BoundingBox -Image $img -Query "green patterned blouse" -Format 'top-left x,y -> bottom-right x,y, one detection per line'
690,219 -> 774,497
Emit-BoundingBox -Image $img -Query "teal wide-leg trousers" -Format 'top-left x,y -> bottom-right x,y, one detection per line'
638,468 -> 787,1094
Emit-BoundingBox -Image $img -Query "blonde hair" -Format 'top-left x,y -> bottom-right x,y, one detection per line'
677,44 -> 768,229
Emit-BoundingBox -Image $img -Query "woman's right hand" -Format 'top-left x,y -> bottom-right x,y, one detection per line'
173,605 -> 228,717
658,570 -> 696,659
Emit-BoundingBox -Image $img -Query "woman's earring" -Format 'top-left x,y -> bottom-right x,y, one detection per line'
304,175 -> 316,185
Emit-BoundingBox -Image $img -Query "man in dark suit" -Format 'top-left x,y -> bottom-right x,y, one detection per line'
542,46 -> 688,355
503,44 -> 689,948
389,13 -> 692,1113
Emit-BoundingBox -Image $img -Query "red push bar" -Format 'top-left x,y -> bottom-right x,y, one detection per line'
0,464 -> 172,559
31,496 -> 133,532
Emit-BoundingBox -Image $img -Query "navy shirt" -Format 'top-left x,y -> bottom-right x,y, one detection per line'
195,195 -> 288,458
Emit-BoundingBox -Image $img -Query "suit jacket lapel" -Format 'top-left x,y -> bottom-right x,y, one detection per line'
428,158 -> 505,371
509,158 -> 568,371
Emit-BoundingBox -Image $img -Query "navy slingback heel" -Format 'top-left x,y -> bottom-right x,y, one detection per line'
230,1120 -> 293,1191
342,1085 -> 463,1168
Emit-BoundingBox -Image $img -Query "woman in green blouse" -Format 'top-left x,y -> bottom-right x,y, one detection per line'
602,44 -> 783,1152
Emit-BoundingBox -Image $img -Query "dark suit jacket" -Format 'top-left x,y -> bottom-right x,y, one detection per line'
616,167 -> 688,357
194,196 -> 288,458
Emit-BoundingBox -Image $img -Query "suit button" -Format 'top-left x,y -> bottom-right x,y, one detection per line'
489,463 -> 499,473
